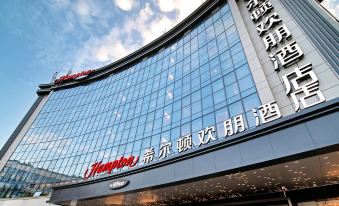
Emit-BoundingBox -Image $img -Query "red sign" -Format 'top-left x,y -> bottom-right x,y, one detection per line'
84,155 -> 139,180
54,69 -> 94,84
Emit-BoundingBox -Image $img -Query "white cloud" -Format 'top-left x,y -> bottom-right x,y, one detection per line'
157,0 -> 176,12
72,27 -> 136,69
74,1 -> 90,16
157,0 -> 206,22
114,0 -> 134,11
12,0 -> 207,76
125,3 -> 176,45
73,0 -> 206,69
92,30 -> 130,62
321,0 -> 339,18
58,0 -> 118,32
72,1 -> 101,27
73,3 -> 155,67
43,0 -> 207,72
141,15 -> 176,44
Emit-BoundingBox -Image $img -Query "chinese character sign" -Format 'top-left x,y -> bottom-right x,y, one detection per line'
252,101 -> 281,126
282,63 -> 325,111
244,0 -> 325,111
141,101 -> 283,165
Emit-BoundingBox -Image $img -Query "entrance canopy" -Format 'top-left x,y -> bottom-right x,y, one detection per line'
56,150 -> 339,205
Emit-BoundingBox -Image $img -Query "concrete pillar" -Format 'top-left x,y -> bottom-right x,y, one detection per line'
70,200 -> 77,206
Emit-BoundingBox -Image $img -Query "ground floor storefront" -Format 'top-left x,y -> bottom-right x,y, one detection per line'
60,150 -> 339,206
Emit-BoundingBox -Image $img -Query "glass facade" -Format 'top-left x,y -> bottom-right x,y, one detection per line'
0,3 -> 261,198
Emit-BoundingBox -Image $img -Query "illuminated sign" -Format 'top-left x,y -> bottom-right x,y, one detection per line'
109,179 -> 129,190
54,69 -> 94,84
84,155 -> 139,180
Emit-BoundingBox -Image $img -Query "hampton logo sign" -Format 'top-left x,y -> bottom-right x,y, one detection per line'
84,155 -> 139,180
54,69 -> 94,84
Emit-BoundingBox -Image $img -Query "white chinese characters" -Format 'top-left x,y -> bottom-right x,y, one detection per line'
245,0 -> 325,111
177,134 -> 193,153
282,63 -> 325,111
252,101 -> 281,126
256,12 -> 282,36
223,115 -> 245,137
197,126 -> 216,146
159,142 -> 172,159
263,25 -> 291,51
269,41 -> 303,70
142,101 -> 283,165
143,148 -> 155,164
250,1 -> 273,22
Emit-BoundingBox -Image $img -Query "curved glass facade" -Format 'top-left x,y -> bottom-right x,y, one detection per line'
0,2 -> 261,198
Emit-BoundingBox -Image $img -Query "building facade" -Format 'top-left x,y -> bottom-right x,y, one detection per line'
0,0 -> 338,205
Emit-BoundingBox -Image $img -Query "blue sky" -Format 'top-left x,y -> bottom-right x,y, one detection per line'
0,0 -> 337,149
0,0 -> 206,149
